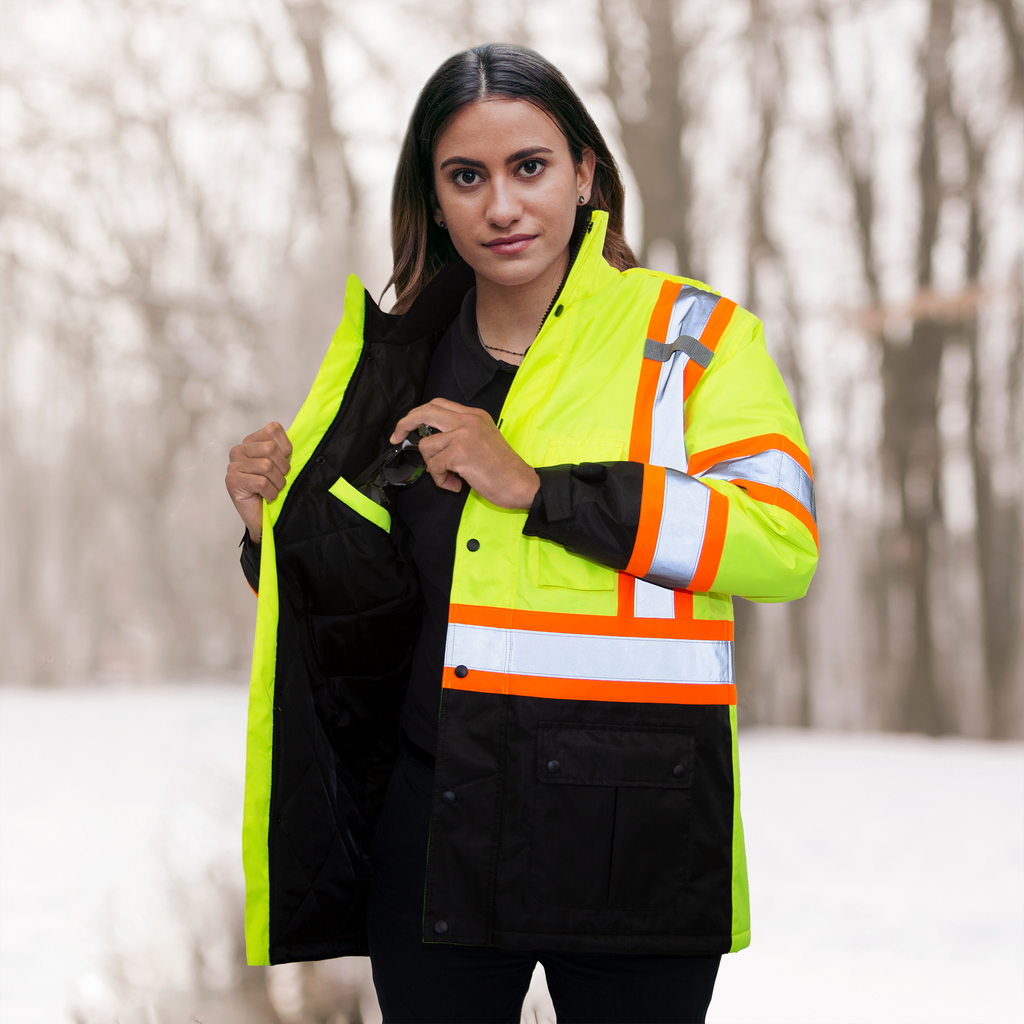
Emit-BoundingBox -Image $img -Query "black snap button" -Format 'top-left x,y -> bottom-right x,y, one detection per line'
454,665 -> 468,678
315,455 -> 326,465
673,764 -> 686,779
466,539 -> 480,551
442,790 -> 456,804
554,304 -> 564,317
546,760 -> 561,774
434,920 -> 448,935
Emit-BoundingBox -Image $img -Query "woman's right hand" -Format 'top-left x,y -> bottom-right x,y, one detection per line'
225,422 -> 292,544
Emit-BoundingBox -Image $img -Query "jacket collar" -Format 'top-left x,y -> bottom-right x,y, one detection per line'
366,208 -> 615,347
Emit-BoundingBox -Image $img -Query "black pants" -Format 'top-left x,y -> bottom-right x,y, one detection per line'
367,748 -> 720,1024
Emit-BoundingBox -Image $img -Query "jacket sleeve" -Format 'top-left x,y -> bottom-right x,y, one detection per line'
239,532 -> 261,595
524,307 -> 818,602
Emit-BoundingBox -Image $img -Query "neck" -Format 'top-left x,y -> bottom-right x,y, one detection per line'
474,245 -> 570,363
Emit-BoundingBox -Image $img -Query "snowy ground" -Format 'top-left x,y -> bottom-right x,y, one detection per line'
1,685 -> 1021,1024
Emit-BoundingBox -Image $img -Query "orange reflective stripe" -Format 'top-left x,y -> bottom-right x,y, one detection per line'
738,479 -> 820,548
688,432 -> 813,479
447,601 -> 732,641
443,666 -> 737,705
683,298 -> 737,399
687,486 -> 729,593
625,463 -> 665,578
629,280 -> 681,462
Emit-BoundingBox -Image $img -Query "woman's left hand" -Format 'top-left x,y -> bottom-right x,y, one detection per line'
391,398 -> 540,510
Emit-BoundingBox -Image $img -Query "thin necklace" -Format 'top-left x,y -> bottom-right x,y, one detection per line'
477,326 -> 529,359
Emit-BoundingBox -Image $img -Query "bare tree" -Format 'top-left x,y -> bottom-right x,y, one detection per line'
600,0 -> 697,275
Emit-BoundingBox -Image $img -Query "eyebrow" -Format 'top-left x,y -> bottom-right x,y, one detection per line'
438,146 -> 554,171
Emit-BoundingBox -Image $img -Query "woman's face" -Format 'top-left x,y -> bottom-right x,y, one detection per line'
432,98 -> 595,291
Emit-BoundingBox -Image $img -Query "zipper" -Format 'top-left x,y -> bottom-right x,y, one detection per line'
496,215 -> 595,435
536,216 -> 593,336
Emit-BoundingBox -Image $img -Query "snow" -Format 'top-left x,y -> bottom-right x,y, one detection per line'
1,686 -> 1021,1023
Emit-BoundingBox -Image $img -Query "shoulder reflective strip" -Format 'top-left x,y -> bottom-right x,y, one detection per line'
634,578 -> 676,618
698,449 -> 816,522
688,486 -> 730,593
444,623 -> 733,684
448,600 -> 733,641
625,463 -> 665,577
629,280 -> 681,462
644,469 -> 710,590
688,432 -> 813,479
683,298 -> 737,399
443,666 -> 736,706
649,347 -> 688,471
644,334 -> 713,367
645,288 -> 718,471
676,286 -> 720,340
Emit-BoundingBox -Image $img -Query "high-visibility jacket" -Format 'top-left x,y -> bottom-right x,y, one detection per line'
241,210 -> 817,965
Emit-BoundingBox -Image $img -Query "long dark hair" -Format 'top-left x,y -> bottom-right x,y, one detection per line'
387,43 -> 638,313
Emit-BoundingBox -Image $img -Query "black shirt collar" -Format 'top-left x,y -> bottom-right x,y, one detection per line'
452,286 -> 517,403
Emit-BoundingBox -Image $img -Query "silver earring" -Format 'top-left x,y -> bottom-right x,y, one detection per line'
578,195 -> 585,204
439,220 -> 447,229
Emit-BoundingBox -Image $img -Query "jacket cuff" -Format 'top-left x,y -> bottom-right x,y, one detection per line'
523,462 -> 644,572
239,530 -> 261,594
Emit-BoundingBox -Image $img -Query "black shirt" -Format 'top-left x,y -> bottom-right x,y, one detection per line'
393,288 -> 517,757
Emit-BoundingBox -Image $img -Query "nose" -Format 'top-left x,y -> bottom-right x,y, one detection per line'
486,175 -> 523,228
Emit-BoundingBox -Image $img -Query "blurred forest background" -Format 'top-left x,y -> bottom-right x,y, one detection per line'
2,0 -> 1022,738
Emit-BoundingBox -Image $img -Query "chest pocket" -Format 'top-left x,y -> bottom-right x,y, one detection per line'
532,438 -> 625,592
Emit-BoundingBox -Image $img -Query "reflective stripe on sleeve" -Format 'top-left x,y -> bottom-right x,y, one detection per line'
444,622 -> 733,685
698,449 -> 816,523
645,469 -> 711,589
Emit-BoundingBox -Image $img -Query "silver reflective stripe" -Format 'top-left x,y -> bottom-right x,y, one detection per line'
698,449 -> 816,522
646,469 -> 710,590
445,622 -> 733,684
634,578 -> 675,618
647,287 -> 721,474
644,334 -> 713,368
676,287 -> 719,343
649,347 -> 689,471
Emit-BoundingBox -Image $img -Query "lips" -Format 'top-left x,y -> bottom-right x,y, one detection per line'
484,234 -> 536,255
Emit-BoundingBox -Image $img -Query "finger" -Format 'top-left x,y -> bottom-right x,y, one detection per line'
228,460 -> 287,498
390,399 -> 475,443
437,471 -> 462,492
266,422 -> 292,459
234,440 -> 291,478
241,422 -> 292,459
241,458 -> 288,494
230,471 -> 281,505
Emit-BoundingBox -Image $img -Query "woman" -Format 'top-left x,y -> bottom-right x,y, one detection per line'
225,43 -> 817,1024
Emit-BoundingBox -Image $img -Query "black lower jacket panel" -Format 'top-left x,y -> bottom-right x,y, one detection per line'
424,689 -> 735,954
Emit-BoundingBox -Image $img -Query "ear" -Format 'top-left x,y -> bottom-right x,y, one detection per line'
433,207 -> 446,228
576,148 -> 597,204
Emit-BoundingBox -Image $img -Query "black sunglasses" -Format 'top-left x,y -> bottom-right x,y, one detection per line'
352,425 -> 438,506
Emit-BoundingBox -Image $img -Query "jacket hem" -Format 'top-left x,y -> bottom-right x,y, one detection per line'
270,939 -> 368,964
477,930 -> 735,956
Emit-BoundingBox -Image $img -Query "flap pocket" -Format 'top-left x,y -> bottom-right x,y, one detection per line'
533,438 -> 625,593
328,474 -> 391,533
537,724 -> 695,788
